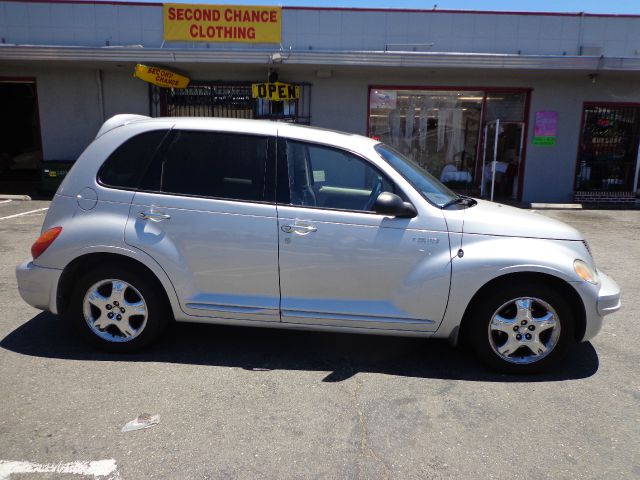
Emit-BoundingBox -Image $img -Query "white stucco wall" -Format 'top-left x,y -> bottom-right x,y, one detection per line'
2,2 -> 640,57
0,66 -> 149,160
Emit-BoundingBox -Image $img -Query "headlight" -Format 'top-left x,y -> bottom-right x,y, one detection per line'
574,259 -> 599,284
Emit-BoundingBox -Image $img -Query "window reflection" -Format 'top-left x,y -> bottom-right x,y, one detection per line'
368,88 -> 527,198
369,90 -> 483,188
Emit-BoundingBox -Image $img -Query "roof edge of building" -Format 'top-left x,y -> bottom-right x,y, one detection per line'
2,45 -> 640,71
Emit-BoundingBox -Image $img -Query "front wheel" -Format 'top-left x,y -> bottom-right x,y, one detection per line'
467,284 -> 576,374
65,266 -> 170,352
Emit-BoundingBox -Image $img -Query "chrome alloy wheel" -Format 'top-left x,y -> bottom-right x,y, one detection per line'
488,297 -> 561,364
82,279 -> 148,342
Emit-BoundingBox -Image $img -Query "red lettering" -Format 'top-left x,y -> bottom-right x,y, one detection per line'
168,7 -> 176,20
189,24 -> 198,38
224,8 -> 232,22
184,9 -> 192,21
248,27 -> 255,39
270,11 -> 277,23
176,8 -> 184,21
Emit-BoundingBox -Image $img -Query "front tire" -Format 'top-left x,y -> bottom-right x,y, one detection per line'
65,266 -> 170,353
467,284 -> 575,374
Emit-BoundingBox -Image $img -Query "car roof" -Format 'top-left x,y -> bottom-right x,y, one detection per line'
102,116 -> 381,152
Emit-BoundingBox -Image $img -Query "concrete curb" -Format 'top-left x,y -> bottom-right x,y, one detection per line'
0,194 -> 32,201
529,203 -> 583,210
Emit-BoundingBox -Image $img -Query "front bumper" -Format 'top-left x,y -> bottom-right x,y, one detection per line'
15,259 -> 62,314
596,271 -> 621,317
576,270 -> 621,342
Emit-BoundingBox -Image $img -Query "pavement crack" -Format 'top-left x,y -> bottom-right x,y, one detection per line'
352,375 -> 391,480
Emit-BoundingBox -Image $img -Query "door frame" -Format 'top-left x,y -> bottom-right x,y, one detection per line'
366,85 -> 532,201
0,76 -> 44,162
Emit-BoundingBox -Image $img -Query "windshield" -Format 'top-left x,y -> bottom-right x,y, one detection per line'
374,144 -> 459,207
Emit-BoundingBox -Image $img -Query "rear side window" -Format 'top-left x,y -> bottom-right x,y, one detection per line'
147,130 -> 269,202
97,130 -> 168,189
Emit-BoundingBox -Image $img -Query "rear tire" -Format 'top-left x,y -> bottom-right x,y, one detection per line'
64,265 -> 169,353
467,283 -> 575,374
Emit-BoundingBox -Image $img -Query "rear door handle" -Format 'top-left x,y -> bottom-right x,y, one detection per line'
281,224 -> 317,234
139,211 -> 171,222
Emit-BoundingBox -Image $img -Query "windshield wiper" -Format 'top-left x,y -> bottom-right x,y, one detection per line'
442,195 -> 477,209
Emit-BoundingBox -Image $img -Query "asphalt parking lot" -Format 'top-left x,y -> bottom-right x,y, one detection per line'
0,199 -> 638,479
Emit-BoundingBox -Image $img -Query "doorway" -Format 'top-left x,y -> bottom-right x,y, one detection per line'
481,120 -> 525,201
0,79 -> 42,195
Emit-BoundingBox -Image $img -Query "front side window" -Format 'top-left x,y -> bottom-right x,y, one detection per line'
98,130 -> 169,189
375,143 -> 458,207
143,130 -> 270,202
286,140 -> 394,212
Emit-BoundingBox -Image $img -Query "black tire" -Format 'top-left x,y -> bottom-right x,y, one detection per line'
64,265 -> 170,353
466,283 -> 575,374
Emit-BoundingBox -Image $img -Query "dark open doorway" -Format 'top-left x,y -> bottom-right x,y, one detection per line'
0,78 -> 43,196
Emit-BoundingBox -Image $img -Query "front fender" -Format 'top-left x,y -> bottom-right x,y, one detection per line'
435,233 -> 590,338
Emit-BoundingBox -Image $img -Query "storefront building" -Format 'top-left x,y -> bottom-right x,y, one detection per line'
1,1 -> 639,203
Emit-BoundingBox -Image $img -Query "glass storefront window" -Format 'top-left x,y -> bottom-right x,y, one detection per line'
369,89 -> 482,187
575,104 -> 640,193
368,88 -> 527,196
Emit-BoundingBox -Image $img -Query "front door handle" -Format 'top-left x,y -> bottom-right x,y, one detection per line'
139,211 -> 171,222
281,224 -> 317,234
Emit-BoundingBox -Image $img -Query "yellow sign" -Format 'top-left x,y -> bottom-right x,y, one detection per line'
133,64 -> 190,89
163,4 -> 281,43
252,82 -> 300,101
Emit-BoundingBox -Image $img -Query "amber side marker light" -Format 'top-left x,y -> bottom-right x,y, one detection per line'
31,227 -> 62,260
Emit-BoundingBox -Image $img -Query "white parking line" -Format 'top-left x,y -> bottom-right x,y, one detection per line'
0,207 -> 48,221
0,459 -> 120,479
0,200 -> 12,205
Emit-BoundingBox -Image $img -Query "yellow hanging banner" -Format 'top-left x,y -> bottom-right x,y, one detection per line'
163,4 -> 281,43
252,82 -> 300,101
133,64 -> 190,89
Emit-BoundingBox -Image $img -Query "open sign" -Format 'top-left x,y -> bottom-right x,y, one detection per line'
251,82 -> 300,101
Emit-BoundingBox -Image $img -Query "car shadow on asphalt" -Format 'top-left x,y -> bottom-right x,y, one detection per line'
1,312 -> 599,383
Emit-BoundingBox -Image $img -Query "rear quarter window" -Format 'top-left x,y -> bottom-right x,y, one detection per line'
97,130 -> 169,189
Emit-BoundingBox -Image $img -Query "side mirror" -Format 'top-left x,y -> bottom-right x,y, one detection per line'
373,192 -> 417,218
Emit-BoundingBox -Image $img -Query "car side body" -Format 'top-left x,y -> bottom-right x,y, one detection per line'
16,115 -> 621,373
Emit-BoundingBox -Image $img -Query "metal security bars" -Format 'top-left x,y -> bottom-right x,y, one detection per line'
150,81 -> 311,124
575,104 -> 640,194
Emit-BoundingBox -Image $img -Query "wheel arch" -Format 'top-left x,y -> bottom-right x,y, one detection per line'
56,252 -> 177,319
458,272 -> 587,344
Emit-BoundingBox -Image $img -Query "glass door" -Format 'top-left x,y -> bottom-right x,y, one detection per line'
481,120 -> 525,201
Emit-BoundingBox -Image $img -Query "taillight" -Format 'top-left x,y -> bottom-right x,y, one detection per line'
31,226 -> 62,260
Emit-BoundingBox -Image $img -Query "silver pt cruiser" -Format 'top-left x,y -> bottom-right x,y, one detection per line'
16,115 -> 621,373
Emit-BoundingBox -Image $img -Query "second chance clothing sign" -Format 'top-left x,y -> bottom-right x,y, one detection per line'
164,4 -> 281,43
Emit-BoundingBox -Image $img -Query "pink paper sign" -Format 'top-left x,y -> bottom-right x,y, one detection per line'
534,111 -> 558,137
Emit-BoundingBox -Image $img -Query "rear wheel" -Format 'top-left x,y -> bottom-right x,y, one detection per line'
467,284 -> 575,374
65,266 -> 169,352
